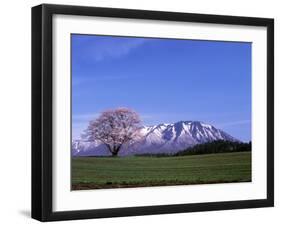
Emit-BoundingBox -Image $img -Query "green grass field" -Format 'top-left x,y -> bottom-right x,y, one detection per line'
72,152 -> 251,190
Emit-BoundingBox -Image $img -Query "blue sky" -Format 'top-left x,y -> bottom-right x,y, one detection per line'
72,34 -> 251,142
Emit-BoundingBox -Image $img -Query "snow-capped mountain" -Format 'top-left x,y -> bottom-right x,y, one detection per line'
72,121 -> 239,156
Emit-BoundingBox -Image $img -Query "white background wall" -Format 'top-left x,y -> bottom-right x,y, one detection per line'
0,0 -> 279,225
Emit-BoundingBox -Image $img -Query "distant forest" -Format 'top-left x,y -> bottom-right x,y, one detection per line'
136,140 -> 252,157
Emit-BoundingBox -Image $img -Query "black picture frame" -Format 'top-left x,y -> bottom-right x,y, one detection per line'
32,3 -> 274,222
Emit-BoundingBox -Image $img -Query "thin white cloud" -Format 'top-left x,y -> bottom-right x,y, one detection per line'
72,121 -> 88,139
94,39 -> 146,61
72,113 -> 100,139
72,74 -> 144,86
77,37 -> 147,62
72,113 -> 100,121
140,114 -> 154,119
217,120 -> 251,128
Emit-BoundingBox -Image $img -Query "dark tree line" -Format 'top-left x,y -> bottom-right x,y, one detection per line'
175,140 -> 251,156
136,140 -> 251,157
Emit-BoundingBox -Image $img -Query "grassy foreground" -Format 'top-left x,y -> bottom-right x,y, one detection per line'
72,152 -> 251,190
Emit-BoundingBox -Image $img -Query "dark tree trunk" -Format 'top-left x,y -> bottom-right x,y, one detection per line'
104,144 -> 122,157
111,151 -> 118,157
111,145 -> 121,157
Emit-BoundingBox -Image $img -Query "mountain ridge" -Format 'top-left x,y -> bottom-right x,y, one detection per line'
72,120 -> 239,156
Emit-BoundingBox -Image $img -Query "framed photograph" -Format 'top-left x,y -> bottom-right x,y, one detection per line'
32,4 -> 274,221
